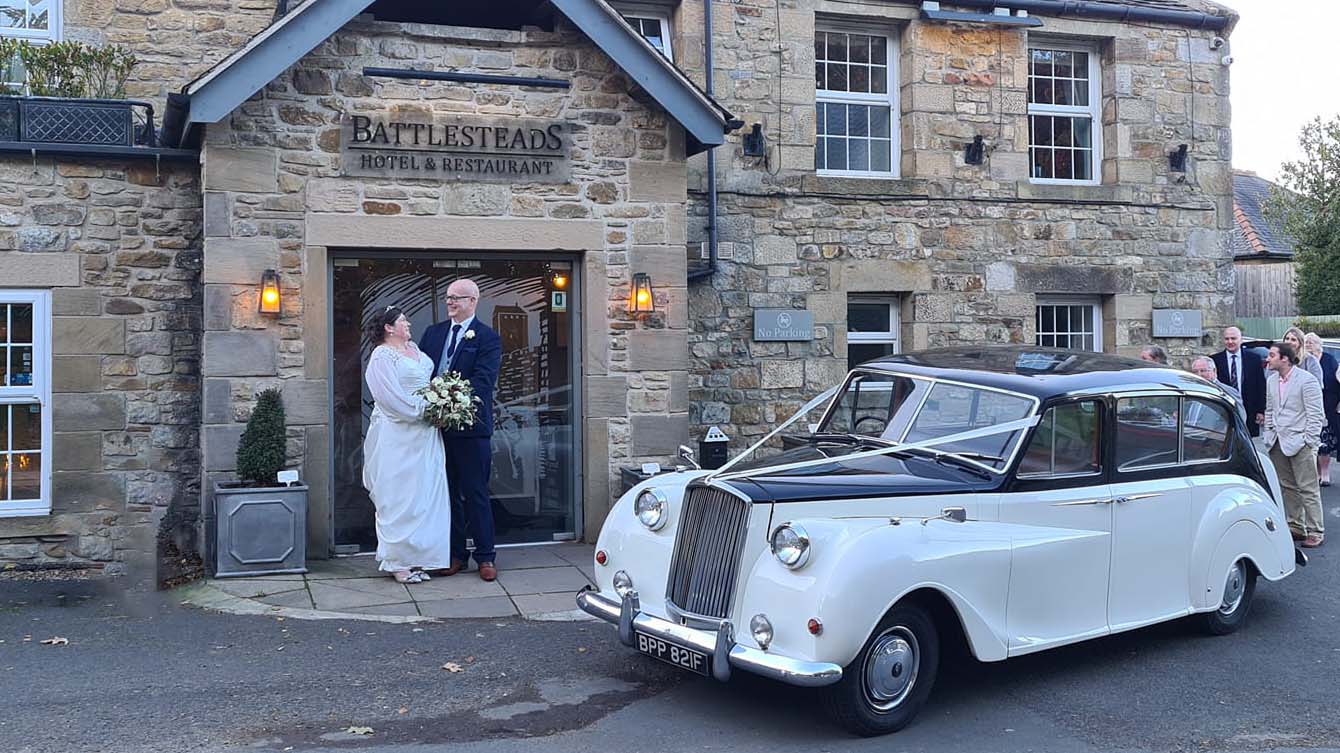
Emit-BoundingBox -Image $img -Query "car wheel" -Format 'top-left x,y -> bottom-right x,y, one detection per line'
1201,559 -> 1256,635
821,602 -> 939,736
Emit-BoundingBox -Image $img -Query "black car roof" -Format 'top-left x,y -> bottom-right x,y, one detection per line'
857,346 -> 1214,401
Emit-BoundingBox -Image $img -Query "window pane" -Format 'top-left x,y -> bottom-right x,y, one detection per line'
1052,401 -> 1102,474
849,139 -> 869,172
1054,117 -> 1072,147
1054,149 -> 1073,180
1054,78 -> 1073,106
0,404 -> 6,447
1039,334 -> 1056,347
829,33 -> 848,62
851,35 -> 869,64
1031,78 -> 1053,105
1040,305 -> 1054,332
871,36 -> 887,65
1031,147 -> 1051,179
10,303 -> 31,342
905,383 -> 1034,468
814,140 -> 825,170
1056,305 -> 1070,333
1074,118 -> 1092,148
847,343 -> 896,371
826,104 -> 845,135
849,104 -> 869,137
827,64 -> 848,92
1032,49 -> 1053,77
848,302 -> 891,332
1073,52 -> 1089,81
815,62 -> 825,90
29,0 -> 49,29
10,345 -> 32,385
1018,409 -> 1055,475
0,1 -> 25,29
11,403 -> 40,451
871,140 -> 891,172
0,304 -> 6,340
1074,79 -> 1089,106
815,34 -> 825,62
1031,115 -> 1051,147
10,453 -> 41,501
1054,50 -> 1072,78
1116,396 -> 1180,469
870,106 -> 890,138
871,65 -> 887,93
1183,398 -> 1230,462
1082,305 -> 1093,330
850,64 -> 869,93
826,138 -> 847,171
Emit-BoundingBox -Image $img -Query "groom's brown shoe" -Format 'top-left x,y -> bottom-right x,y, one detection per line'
438,559 -> 467,576
478,562 -> 497,582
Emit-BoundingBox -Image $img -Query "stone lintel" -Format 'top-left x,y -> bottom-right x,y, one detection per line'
307,215 -> 604,251
0,253 -> 80,287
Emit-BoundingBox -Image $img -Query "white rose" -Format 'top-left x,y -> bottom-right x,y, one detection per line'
457,394 -> 470,406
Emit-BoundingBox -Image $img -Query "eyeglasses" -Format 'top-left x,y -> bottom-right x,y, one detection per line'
445,295 -> 477,303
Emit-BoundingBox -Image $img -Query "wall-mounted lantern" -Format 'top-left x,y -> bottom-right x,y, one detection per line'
1169,143 -> 1189,173
259,269 -> 281,316
550,270 -> 569,291
629,273 -> 654,313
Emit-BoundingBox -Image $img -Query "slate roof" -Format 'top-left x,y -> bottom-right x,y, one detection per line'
894,0 -> 1237,28
1231,171 -> 1296,260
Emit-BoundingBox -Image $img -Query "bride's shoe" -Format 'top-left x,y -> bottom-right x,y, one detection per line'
392,570 -> 423,584
413,570 -> 431,581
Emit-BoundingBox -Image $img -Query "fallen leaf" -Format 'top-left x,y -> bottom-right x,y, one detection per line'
39,637 -> 68,646
343,726 -> 373,736
442,662 -> 464,673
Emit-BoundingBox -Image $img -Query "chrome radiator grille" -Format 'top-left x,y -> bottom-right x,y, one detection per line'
665,485 -> 751,619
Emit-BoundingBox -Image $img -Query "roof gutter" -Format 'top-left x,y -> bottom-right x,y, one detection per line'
923,0 -> 1232,30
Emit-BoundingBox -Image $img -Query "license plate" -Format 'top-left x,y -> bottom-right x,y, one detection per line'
635,631 -> 710,677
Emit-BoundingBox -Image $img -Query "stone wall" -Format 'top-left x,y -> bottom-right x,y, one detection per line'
199,17 -> 692,546
0,159 -> 203,584
674,1 -> 1238,450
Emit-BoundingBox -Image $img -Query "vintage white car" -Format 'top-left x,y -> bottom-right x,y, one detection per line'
576,347 -> 1303,736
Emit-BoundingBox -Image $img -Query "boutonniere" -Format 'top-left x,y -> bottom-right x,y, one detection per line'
463,330 -> 476,340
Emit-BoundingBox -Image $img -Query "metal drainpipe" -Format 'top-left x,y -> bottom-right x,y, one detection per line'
930,0 -> 1231,30
688,0 -> 719,283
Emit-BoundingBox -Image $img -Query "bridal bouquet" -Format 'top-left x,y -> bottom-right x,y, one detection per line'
416,372 -> 481,431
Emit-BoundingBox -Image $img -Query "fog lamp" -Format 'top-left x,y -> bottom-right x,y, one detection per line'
613,570 -> 634,598
750,613 -> 774,650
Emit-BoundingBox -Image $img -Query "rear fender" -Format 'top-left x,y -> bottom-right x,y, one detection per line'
1189,486 -> 1292,610
1198,519 -> 1289,611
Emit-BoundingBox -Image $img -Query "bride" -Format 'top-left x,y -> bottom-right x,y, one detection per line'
361,305 -> 454,584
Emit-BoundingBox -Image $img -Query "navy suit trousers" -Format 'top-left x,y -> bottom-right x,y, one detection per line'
445,436 -> 495,564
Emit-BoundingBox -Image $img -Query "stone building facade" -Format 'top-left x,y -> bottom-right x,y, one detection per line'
658,0 -> 1239,448
0,0 -> 1240,581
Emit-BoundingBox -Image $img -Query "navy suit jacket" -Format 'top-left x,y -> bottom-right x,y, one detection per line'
421,318 -> 501,438
1213,348 -> 1266,422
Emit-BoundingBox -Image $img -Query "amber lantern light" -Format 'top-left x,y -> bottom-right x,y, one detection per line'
629,273 -> 654,313
259,269 -> 281,316
550,270 -> 569,290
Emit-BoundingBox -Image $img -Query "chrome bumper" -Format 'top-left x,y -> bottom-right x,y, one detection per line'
576,587 -> 843,688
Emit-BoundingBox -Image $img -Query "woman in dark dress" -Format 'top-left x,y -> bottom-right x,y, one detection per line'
1305,333 -> 1340,486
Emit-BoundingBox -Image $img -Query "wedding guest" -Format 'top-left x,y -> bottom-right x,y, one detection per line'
1263,342 -> 1325,548
1304,332 -> 1340,486
1191,356 -> 1247,425
1139,344 -> 1167,364
1282,326 -> 1324,384
361,306 -> 454,584
1213,327 -> 1265,437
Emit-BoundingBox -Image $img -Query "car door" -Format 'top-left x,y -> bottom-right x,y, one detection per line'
1000,398 -> 1112,655
1107,393 -> 1194,632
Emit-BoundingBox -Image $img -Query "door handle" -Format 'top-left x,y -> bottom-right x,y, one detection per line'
1115,492 -> 1161,504
1050,497 -> 1112,507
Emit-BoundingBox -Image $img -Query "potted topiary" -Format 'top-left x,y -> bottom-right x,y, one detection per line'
209,388 -> 308,578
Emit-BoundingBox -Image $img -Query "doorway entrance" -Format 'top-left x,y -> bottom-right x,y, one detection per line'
330,252 -> 580,552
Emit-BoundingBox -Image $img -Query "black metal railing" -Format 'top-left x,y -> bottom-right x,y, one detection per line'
0,95 -> 156,148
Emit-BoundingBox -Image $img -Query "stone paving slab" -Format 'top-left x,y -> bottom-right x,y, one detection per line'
185,544 -> 597,623
497,566 -> 593,596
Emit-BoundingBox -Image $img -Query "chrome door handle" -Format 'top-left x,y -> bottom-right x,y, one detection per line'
1051,497 -> 1112,507
1116,492 -> 1161,504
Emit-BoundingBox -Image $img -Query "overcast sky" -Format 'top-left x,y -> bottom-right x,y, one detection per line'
1228,0 -> 1340,182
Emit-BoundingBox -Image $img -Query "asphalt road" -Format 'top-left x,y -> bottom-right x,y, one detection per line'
2,487 -> 1337,753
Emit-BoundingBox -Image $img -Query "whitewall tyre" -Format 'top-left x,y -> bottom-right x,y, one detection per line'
1201,559 -> 1256,635
822,603 -> 939,736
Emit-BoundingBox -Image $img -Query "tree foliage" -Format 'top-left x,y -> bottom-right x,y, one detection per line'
1268,115 -> 1340,315
236,388 -> 287,486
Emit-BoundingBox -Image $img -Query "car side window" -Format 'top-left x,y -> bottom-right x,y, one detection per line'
1017,400 -> 1102,477
1182,397 -> 1231,463
1115,395 -> 1179,470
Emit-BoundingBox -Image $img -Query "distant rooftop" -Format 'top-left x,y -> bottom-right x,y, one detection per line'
1232,171 -> 1296,260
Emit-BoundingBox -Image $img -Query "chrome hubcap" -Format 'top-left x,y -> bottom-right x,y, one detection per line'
1219,561 -> 1246,615
863,627 -> 920,712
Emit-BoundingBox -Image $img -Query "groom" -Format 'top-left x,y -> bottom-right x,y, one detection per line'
421,279 -> 503,581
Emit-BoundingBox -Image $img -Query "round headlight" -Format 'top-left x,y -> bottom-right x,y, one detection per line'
612,569 -> 634,598
634,489 -> 669,531
750,613 -> 774,649
770,523 -> 811,569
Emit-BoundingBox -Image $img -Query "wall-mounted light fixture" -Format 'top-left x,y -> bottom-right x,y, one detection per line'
964,135 -> 986,165
742,123 -> 767,157
629,273 -> 654,313
259,269 -> 281,316
1169,143 -> 1189,173
550,270 -> 570,291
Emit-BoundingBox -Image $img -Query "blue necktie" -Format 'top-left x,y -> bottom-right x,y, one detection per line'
445,323 -> 462,363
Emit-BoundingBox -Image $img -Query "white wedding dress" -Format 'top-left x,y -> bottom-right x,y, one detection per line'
362,344 -> 454,573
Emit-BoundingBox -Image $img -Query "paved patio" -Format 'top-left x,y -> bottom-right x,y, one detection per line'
179,543 -> 598,623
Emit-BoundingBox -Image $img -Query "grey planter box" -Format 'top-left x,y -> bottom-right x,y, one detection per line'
209,482 -> 309,578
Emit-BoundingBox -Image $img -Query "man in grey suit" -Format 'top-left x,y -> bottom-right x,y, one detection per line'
1263,342 -> 1325,548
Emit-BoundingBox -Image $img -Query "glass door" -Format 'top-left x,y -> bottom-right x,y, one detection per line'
331,254 -> 578,551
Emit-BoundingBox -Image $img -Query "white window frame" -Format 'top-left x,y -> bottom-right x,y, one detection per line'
1035,297 -> 1103,353
0,289 -> 52,518
815,21 -> 900,179
615,4 -> 673,62
847,295 -> 901,369
1027,38 -> 1102,186
0,0 -> 61,41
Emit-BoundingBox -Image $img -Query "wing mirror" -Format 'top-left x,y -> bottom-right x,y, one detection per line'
923,507 -> 968,526
677,444 -> 701,470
